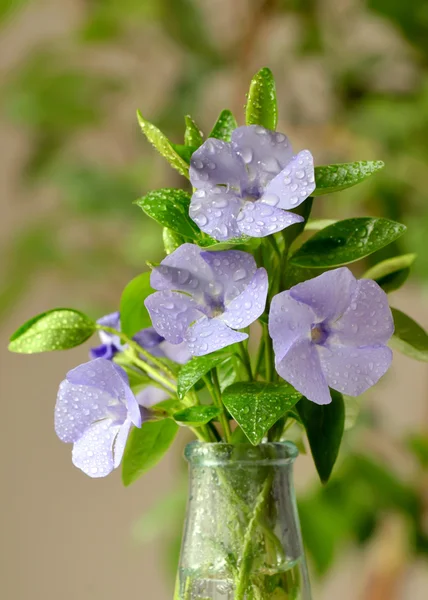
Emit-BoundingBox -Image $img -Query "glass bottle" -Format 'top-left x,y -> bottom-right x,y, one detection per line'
174,442 -> 312,600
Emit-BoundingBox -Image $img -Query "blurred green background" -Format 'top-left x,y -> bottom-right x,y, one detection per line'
1,0 -> 427,599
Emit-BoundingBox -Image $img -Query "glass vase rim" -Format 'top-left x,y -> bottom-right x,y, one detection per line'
184,441 -> 299,466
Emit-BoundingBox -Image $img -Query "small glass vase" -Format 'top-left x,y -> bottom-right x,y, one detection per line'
174,442 -> 312,600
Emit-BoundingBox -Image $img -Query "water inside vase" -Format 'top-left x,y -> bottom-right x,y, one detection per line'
177,558 -> 304,600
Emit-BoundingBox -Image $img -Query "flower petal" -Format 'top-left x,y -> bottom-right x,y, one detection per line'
221,268 -> 268,329
55,380 -> 113,443
263,150 -> 315,210
66,357 -> 131,400
190,138 -> 248,191
97,311 -> 125,349
145,290 -> 204,344
318,344 -> 393,396
275,338 -> 331,405
237,200 -> 303,238
89,343 -> 116,360
185,316 -> 247,356
159,340 -> 191,364
112,418 -> 133,469
269,290 -> 315,363
232,125 -> 293,189
331,279 -> 394,346
290,268 -> 357,322
136,386 -> 170,408
71,419 -> 120,477
150,243 -> 213,300
200,249 -> 257,303
189,187 -> 243,241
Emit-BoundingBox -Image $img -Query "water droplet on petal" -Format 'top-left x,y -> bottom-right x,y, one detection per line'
233,268 -> 247,281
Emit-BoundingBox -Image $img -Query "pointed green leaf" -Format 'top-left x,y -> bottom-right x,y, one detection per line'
173,406 -> 220,427
8,308 -> 96,353
137,111 -> 189,178
209,109 -> 238,142
363,254 -> 416,293
171,143 -> 197,164
313,161 -> 384,196
163,227 -> 186,255
135,189 -> 199,239
122,419 -> 178,486
290,217 -> 406,268
305,219 -> 337,231
184,115 -> 203,147
297,391 -> 345,483
177,352 -> 230,400
222,382 -> 302,445
120,272 -> 153,338
245,67 -> 278,130
390,308 -> 428,362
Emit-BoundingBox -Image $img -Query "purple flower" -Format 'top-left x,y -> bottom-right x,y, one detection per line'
145,244 -> 268,356
90,312 -> 190,364
55,358 -> 142,478
90,312 -> 125,360
269,268 -> 394,405
189,125 -> 315,241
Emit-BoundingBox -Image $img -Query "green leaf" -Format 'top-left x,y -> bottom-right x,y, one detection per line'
222,382 -> 302,445
8,308 -> 96,353
363,254 -> 416,293
305,219 -> 337,231
119,272 -> 153,338
313,161 -> 384,196
135,189 -> 199,239
297,391 -> 345,483
122,419 -> 178,486
177,352 -> 230,400
171,143 -> 197,164
163,227 -> 186,255
245,67 -> 278,130
137,111 -> 189,178
209,109 -> 238,142
173,406 -> 220,427
184,115 -> 203,147
290,217 -> 406,268
390,308 -> 428,362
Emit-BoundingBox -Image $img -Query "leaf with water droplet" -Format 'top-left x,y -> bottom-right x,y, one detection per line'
290,217 -> 406,268
163,227 -> 186,255
297,390 -> 345,484
177,351 -> 231,400
120,272 -> 153,338
245,67 -> 278,130
363,253 -> 416,293
122,419 -> 179,486
209,109 -> 237,142
390,308 -> 428,362
173,405 -> 220,427
8,308 -> 96,353
135,188 -> 200,239
137,111 -> 190,178
184,114 -> 204,148
222,382 -> 302,445
313,161 -> 384,196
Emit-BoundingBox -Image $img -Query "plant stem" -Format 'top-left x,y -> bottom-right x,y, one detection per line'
97,324 -> 176,381
204,371 -> 232,443
262,324 -> 274,382
234,472 -> 274,600
125,350 -> 176,394
236,343 -> 253,380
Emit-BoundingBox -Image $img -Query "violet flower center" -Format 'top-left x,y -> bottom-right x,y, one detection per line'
311,323 -> 329,345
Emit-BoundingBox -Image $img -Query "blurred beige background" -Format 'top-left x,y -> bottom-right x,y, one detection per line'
1,0 -> 428,598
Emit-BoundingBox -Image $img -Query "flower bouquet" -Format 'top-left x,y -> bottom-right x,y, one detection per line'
8,68 -> 428,600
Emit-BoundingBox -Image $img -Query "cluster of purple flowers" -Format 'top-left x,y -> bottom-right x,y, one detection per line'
55,125 -> 394,478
